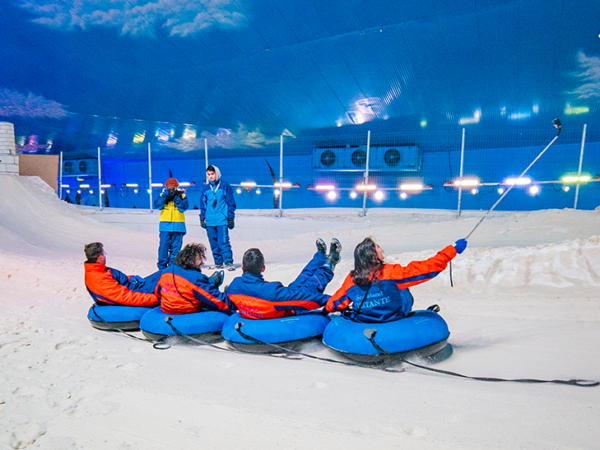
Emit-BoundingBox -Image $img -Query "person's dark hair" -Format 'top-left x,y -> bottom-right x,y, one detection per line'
174,243 -> 206,270
84,242 -> 104,263
351,237 -> 384,286
242,248 -> 264,274
206,165 -> 216,173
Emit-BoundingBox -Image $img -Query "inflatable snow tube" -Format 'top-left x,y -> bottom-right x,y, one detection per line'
221,312 -> 330,353
322,310 -> 451,363
139,307 -> 229,342
87,304 -> 154,331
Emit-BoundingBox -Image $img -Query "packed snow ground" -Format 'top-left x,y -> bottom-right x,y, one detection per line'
1,175 -> 599,449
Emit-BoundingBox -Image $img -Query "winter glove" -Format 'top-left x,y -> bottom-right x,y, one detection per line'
227,217 -> 235,230
210,270 -> 224,288
199,217 -> 207,229
454,239 -> 467,254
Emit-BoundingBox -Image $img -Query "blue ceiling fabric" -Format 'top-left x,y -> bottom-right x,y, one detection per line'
1,0 -> 599,158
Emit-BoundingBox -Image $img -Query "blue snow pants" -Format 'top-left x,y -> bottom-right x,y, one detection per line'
206,225 -> 233,265
289,252 -> 333,295
157,231 -> 184,269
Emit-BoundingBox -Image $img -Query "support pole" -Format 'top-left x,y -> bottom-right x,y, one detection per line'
148,143 -> 153,211
574,124 -> 587,210
97,147 -> 102,210
59,151 -> 63,200
205,138 -> 209,183
278,134 -> 283,217
457,128 -> 465,218
361,131 -> 371,217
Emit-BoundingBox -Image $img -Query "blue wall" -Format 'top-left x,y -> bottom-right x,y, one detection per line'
60,142 -> 600,211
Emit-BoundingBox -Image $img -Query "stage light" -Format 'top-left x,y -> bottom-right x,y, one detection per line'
453,178 -> 480,187
101,184 -> 111,188
399,183 -> 423,191
256,189 -> 261,195
400,192 -> 407,199
146,189 -> 151,194
274,182 -> 292,188
562,185 -> 570,192
504,177 -> 531,186
66,189 -> 70,193
529,185 -> 539,195
77,190 -> 81,194
349,191 -> 358,199
236,188 -> 242,194
562,175 -> 591,183
274,189 -> 280,196
374,191 -> 384,201
497,187 -> 504,194
80,184 -> 90,188
241,181 -> 257,187
471,188 -> 478,195
356,184 -> 377,191
327,191 -> 337,200
316,185 -> 335,191
126,183 -> 139,188
89,190 -> 94,194
151,183 -> 164,187
179,182 -> 191,187
61,184 -> 69,188
134,189 -> 139,194
100,190 -> 105,194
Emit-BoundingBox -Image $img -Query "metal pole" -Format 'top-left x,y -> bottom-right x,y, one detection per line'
97,147 -> 102,210
148,142 -> 153,211
278,134 -> 283,217
457,128 -> 465,218
574,124 -> 587,210
59,151 -> 63,200
205,138 -> 209,182
362,131 -> 371,217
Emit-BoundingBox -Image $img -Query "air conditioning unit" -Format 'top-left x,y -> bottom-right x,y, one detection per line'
313,148 -> 344,170
344,147 -> 368,170
372,146 -> 421,171
62,159 -> 98,176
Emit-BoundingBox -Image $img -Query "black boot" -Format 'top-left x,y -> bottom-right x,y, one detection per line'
326,238 -> 342,271
316,238 -> 327,255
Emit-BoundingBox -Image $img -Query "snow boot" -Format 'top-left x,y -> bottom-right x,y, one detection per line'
316,238 -> 327,255
224,262 -> 236,271
326,238 -> 342,271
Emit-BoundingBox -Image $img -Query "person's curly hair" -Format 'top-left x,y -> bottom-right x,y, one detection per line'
174,243 -> 206,270
351,237 -> 384,286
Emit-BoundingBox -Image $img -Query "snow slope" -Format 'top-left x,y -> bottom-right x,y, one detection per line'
1,175 -> 599,449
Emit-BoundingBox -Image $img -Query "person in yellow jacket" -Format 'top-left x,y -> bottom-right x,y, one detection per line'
153,177 -> 189,269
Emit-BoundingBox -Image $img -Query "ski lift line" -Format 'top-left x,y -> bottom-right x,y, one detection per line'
363,329 -> 598,387
464,119 -> 562,240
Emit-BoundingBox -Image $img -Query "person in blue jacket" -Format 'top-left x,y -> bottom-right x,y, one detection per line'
199,165 -> 236,270
153,177 -> 189,269
226,238 -> 342,319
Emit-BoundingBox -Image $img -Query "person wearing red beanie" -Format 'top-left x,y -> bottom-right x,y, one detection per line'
153,177 -> 189,269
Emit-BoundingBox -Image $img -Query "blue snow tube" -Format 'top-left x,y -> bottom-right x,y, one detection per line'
87,304 -> 154,331
322,310 -> 450,363
221,312 -> 330,352
139,306 -> 230,342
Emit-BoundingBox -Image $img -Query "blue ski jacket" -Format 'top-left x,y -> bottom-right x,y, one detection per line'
200,180 -> 236,227
326,245 -> 457,323
227,272 -> 330,319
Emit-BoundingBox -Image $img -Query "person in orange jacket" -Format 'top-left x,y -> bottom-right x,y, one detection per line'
84,242 -> 160,307
155,243 -> 235,315
325,237 -> 467,323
